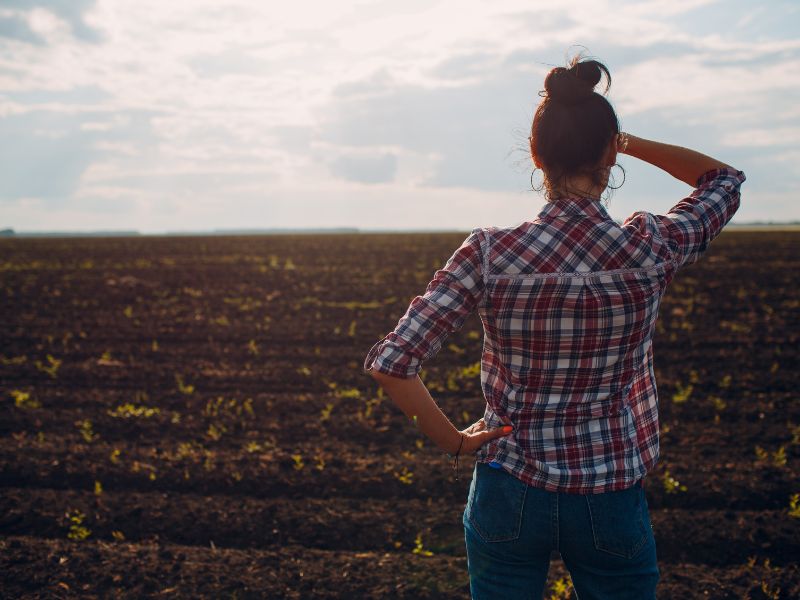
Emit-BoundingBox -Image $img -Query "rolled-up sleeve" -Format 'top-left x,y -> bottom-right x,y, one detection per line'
363,228 -> 485,379
655,166 -> 746,268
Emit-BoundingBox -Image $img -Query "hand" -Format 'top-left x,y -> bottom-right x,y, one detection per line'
456,418 -> 513,455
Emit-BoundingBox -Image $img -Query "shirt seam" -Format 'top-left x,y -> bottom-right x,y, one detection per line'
485,261 -> 673,281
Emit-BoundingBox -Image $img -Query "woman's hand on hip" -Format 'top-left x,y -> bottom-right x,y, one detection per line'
459,418 -> 513,454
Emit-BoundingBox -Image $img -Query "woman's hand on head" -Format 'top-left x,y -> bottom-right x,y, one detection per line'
458,418 -> 513,454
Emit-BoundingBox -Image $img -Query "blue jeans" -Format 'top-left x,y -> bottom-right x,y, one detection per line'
463,462 -> 659,600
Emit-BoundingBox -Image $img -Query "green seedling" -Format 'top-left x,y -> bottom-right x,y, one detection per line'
710,396 -> 726,412
291,454 -> 305,470
772,446 -> 787,467
175,374 -> 195,395
108,403 -> 160,418
11,389 -> 40,409
315,453 -> 326,471
394,466 -> 413,485
65,510 -> 91,541
359,397 -> 381,420
550,576 -> 573,600
320,403 -> 334,422
0,354 -> 27,365
671,382 -> 692,404
77,419 -> 95,443
412,532 -> 433,557
34,354 -> 61,379
206,423 -> 227,441
789,494 -> 800,519
662,469 -> 687,494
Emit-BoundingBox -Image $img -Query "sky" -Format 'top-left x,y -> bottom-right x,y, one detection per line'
0,0 -> 798,233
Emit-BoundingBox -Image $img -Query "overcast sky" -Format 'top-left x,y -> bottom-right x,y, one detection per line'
1,0 -> 798,232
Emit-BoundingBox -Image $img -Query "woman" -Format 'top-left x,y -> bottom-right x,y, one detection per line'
363,55 -> 745,599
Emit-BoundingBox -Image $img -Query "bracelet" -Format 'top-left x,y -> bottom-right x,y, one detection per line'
451,433 -> 465,482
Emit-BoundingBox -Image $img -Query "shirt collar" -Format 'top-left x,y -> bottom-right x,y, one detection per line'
535,196 -> 614,222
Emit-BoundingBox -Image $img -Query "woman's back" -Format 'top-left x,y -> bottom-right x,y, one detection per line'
369,166 -> 744,493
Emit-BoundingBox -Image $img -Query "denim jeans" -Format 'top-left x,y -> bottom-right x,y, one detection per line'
463,462 -> 659,600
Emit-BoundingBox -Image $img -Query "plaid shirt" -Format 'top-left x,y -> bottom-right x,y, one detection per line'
364,167 -> 746,493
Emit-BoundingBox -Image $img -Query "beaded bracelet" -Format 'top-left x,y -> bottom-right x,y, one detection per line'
450,433 -> 466,482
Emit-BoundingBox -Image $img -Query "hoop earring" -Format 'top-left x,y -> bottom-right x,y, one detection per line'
530,167 -> 545,193
607,163 -> 626,190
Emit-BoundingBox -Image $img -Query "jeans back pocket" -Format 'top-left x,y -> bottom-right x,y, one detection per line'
464,462 -> 528,543
585,481 -> 648,559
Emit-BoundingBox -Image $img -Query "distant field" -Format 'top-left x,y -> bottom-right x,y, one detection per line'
1,230 -> 798,599
727,225 -> 800,232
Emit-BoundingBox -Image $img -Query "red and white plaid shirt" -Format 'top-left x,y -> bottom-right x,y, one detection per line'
364,167 -> 746,493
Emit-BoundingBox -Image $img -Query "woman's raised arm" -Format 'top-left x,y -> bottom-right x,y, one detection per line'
618,133 -> 734,187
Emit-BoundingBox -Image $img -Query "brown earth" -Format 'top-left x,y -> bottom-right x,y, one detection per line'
0,230 -> 798,599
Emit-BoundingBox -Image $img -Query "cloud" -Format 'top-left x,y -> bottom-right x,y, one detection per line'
720,127 -> 800,148
187,48 -> 273,78
320,65 -> 537,191
0,108 -> 161,205
329,152 -> 397,184
3,0 -> 103,43
429,52 -> 498,81
0,111 -> 99,202
0,15 -> 45,45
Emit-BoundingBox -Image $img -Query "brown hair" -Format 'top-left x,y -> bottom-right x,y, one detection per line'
530,55 -> 619,199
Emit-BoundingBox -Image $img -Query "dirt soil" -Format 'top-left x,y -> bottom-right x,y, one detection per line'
1,231 -> 798,599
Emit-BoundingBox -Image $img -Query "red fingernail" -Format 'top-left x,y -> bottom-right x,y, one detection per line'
502,425 -> 513,433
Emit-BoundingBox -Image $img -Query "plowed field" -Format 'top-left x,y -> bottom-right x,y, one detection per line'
1,231 -> 798,599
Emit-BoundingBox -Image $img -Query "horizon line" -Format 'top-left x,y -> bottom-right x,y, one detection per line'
2,222 -> 799,238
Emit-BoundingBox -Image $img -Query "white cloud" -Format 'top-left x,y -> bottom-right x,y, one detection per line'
720,127 -> 800,148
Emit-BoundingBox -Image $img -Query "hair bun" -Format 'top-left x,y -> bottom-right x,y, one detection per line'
543,59 -> 609,105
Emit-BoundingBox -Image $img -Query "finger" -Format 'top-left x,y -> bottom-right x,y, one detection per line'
463,419 -> 486,436
469,426 -> 512,447
483,425 -> 513,442
462,426 -> 513,453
